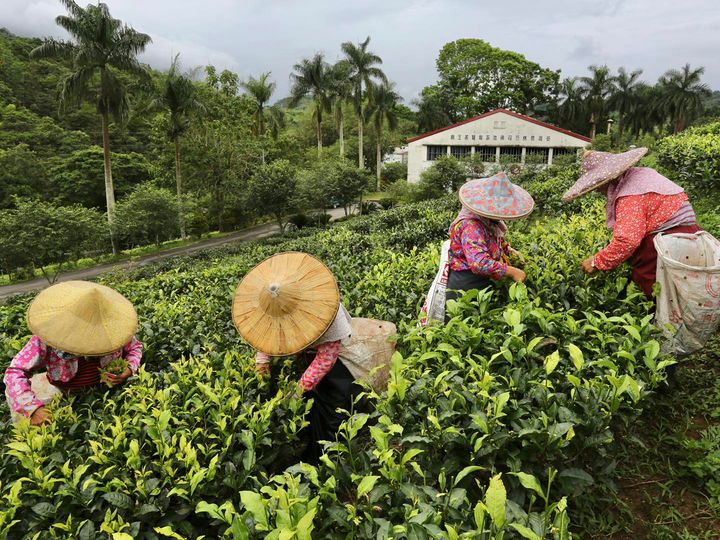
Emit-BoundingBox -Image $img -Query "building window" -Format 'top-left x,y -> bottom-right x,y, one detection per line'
530,136 -> 535,141
471,135 -> 476,140
552,147 -> 578,157
450,146 -> 472,159
426,145 -> 447,161
475,146 -> 497,162
546,136 -> 551,141
450,134 -> 455,140
499,146 -> 522,162
526,147 -> 549,164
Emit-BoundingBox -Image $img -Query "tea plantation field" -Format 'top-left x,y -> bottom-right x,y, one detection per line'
0,196 -> 718,539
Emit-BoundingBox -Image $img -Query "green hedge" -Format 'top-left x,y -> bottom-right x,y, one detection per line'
656,122 -> 720,192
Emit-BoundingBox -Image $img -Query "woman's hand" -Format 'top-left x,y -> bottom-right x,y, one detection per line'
256,363 -> 271,376
506,266 -> 527,283
30,406 -> 51,426
581,257 -> 596,274
103,368 -> 133,386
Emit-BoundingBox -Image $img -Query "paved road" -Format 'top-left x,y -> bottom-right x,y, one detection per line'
0,207 -> 354,301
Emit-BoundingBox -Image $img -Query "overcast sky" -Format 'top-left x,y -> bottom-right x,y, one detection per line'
2,0 -> 718,104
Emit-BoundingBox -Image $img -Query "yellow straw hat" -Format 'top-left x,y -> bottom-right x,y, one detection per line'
27,281 -> 138,356
232,252 -> 340,356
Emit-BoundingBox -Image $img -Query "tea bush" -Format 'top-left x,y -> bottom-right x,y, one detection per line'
0,194 -> 689,538
656,122 -> 720,192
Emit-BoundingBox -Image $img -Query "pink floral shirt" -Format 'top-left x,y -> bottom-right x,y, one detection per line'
256,340 -> 342,392
3,336 -> 143,417
448,219 -> 509,280
595,193 -> 688,270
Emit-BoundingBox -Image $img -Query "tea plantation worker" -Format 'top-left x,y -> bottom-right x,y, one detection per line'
4,281 -> 143,426
562,148 -> 700,297
232,252 -> 396,464
445,171 -> 535,319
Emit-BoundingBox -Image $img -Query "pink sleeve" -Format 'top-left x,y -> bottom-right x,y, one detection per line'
298,341 -> 341,392
595,195 -> 648,271
3,336 -> 47,417
122,337 -> 143,374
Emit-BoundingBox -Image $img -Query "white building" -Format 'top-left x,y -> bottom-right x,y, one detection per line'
382,146 -> 408,165
406,108 -> 590,183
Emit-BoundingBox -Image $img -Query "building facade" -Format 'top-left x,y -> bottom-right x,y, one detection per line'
406,109 -> 590,183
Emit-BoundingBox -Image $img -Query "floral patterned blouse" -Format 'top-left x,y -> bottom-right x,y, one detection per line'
448,219 -> 509,280
595,193 -> 688,271
4,336 -> 143,418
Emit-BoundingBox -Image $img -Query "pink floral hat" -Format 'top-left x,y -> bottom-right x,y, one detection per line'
459,172 -> 535,220
562,147 -> 648,202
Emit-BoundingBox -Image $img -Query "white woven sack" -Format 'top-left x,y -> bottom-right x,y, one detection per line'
654,231 -> 720,355
339,318 -> 397,391
419,240 -> 451,326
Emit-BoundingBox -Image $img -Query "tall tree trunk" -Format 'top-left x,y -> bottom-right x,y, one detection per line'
618,117 -> 625,141
316,107 -> 322,158
376,135 -> 382,191
674,115 -> 684,134
174,138 -> 186,238
358,107 -> 364,169
101,110 -> 117,254
339,113 -> 345,157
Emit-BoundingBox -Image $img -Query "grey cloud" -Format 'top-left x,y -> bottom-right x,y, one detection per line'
0,0 -> 718,103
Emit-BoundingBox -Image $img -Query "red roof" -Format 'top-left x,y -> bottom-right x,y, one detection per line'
407,108 -> 591,143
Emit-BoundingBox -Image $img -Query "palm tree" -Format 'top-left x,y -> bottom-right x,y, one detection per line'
328,61 -> 354,157
579,65 -> 615,139
289,54 -> 332,158
558,78 -> 586,132
153,54 -> 204,238
413,86 -> 452,133
241,72 -> 276,137
365,82 -> 401,189
341,37 -> 387,169
31,1 -> 151,253
659,64 -> 711,133
608,68 -> 645,140
264,104 -> 286,140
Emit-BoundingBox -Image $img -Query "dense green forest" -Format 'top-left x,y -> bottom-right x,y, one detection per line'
0,1 -> 717,280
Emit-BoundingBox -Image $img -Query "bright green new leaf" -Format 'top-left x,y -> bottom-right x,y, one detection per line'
356,475 -> 380,499
510,523 -> 542,540
545,350 -> 560,375
485,474 -> 506,528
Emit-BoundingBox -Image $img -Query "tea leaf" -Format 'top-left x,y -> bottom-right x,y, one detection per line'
485,474 -> 506,528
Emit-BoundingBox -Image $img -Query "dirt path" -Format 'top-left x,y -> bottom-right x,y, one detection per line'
0,207 -> 354,301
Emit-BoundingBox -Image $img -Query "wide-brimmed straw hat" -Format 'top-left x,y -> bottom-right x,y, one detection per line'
232,252 -> 340,356
460,172 -> 535,220
562,147 -> 648,202
27,281 -> 138,356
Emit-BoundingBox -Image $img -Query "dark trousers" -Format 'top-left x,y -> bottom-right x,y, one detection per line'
301,359 -> 363,464
444,269 -> 493,323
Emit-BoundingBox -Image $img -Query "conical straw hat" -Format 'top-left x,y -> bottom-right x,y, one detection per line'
27,281 -> 138,356
232,252 -> 340,356
459,172 -> 535,220
562,147 -> 648,201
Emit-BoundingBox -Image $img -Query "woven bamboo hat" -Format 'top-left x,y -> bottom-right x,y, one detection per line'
459,172 -> 535,220
27,281 -> 138,356
232,252 -> 340,356
562,147 -> 648,202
